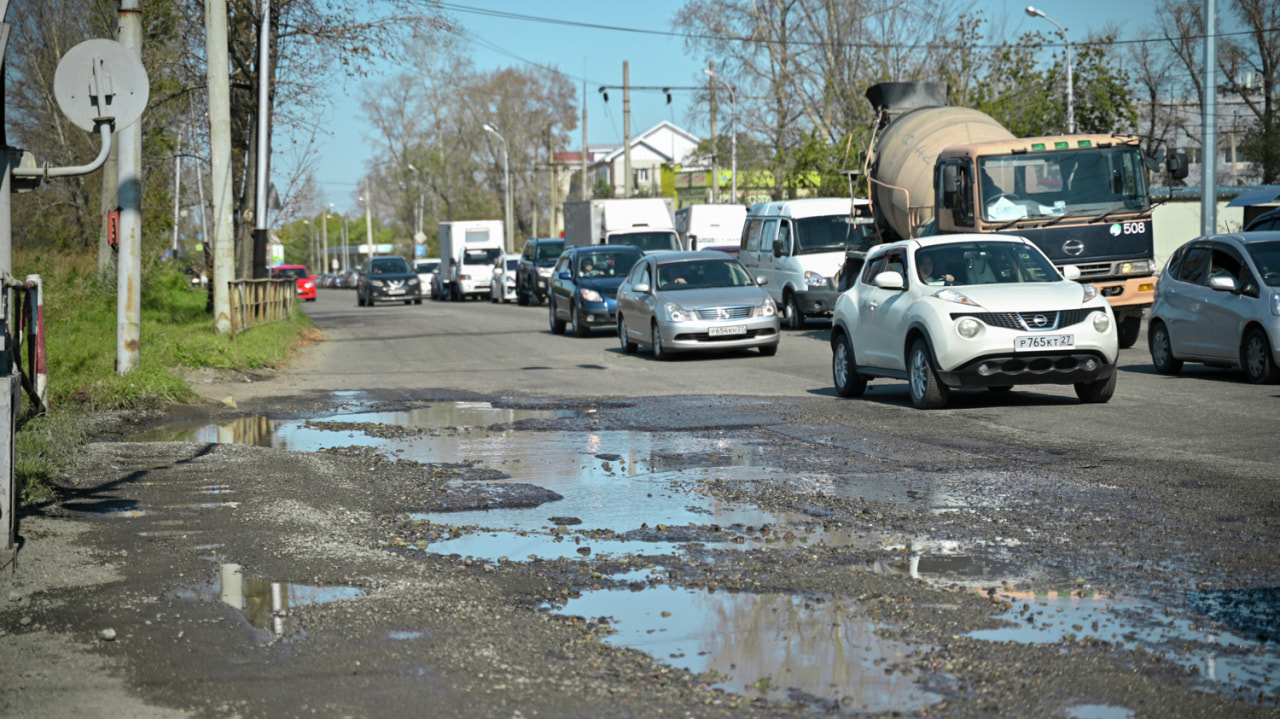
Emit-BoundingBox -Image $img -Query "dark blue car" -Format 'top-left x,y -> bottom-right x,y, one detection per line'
548,245 -> 643,337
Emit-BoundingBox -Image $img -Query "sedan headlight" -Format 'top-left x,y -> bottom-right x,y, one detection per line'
1081,283 -> 1099,302
664,302 -> 695,322
804,271 -> 828,288
579,287 -> 603,303
756,298 -> 777,317
370,279 -> 384,287
1091,311 -> 1111,333
956,317 -> 982,339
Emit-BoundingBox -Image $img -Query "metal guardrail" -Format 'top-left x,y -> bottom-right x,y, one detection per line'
228,278 -> 295,339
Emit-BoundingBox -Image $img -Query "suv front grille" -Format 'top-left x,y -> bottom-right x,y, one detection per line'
953,309 -> 1093,331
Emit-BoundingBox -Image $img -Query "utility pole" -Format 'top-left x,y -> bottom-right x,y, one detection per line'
117,0 -> 142,374
581,79 -> 589,200
365,178 -> 374,257
251,0 -> 271,278
623,61 -> 632,198
206,0 -> 234,333
708,60 -> 718,204
1200,0 -> 1218,235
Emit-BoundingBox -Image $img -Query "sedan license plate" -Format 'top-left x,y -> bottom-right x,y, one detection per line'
708,324 -> 747,337
1014,334 -> 1073,350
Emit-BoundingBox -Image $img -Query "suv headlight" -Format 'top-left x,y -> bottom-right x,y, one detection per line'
664,302 -> 695,322
1081,283 -> 1099,302
408,278 -> 420,286
804,271 -> 828,288
956,317 -> 982,338
932,289 -> 982,307
537,266 -> 553,277
1091,311 -> 1111,333
579,287 -> 603,303
370,279 -> 384,287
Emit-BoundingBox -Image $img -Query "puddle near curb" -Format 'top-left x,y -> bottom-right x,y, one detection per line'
1068,705 -> 1135,719
555,585 -> 941,712
175,563 -> 363,638
971,592 -> 1280,699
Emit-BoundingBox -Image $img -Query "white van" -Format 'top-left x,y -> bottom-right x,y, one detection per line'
674,204 -> 747,251
737,198 -> 876,329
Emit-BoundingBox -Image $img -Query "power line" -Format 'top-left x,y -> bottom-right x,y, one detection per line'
431,2 -> 1274,51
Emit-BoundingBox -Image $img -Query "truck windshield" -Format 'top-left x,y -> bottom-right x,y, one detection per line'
978,145 -> 1149,223
608,232 -> 680,253
463,248 -> 502,265
793,215 -> 878,255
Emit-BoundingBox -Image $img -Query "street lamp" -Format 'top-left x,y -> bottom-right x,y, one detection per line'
1026,6 -> 1074,134
703,68 -> 738,204
483,123 -> 513,253
407,163 -> 425,237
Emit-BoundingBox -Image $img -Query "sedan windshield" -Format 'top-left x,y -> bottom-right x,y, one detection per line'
272,267 -> 310,279
1245,240 -> 1280,287
655,259 -> 754,290
914,242 -> 1060,286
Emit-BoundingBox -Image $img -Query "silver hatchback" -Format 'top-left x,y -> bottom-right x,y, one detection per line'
1148,231 -> 1280,383
615,251 -> 780,359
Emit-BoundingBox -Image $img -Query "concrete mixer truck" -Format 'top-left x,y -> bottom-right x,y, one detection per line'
862,82 -> 1187,348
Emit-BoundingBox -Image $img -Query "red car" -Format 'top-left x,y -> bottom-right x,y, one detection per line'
269,264 -> 317,301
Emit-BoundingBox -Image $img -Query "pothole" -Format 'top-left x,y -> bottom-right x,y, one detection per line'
174,563 -> 364,639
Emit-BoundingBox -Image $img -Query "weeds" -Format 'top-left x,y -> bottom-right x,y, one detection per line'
12,249 -> 311,499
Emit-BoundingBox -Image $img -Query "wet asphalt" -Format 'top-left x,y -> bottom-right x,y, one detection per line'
3,289 -> 1278,718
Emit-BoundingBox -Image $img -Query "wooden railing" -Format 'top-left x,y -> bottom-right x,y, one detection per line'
228,279 -> 296,339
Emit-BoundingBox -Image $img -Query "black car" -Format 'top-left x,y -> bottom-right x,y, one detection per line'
548,245 -> 643,337
516,237 -> 565,306
357,255 -> 423,306
1244,206 -> 1280,232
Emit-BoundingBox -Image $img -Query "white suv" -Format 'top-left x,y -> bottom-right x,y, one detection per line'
830,235 -> 1118,409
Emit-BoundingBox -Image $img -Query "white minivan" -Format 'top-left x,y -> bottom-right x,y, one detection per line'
737,198 -> 876,329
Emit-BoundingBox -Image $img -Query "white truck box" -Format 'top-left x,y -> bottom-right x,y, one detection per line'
563,198 -> 680,253
674,204 -> 748,251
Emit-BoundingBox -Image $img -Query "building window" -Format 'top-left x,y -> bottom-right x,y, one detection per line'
636,168 -> 651,184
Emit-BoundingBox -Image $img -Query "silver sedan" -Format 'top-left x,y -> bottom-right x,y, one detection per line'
615,251 -> 780,359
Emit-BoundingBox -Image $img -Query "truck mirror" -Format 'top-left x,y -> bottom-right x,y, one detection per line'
941,164 -> 959,197
1166,152 -> 1189,180
772,237 -> 785,257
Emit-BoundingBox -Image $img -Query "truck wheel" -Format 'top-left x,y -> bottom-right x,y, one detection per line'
1117,314 -> 1142,349
908,338 -> 949,409
549,300 -> 566,334
785,293 -> 806,331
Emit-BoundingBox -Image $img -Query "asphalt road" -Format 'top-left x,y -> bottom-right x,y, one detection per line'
294,287 -> 1280,474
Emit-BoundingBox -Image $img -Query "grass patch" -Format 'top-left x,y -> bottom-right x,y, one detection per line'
12,250 -> 313,501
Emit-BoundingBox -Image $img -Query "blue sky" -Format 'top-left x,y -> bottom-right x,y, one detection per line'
308,1 -> 1178,212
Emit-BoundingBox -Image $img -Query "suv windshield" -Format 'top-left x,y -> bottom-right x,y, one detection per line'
369,257 -> 410,274
535,241 -> 564,263
915,241 -> 1059,286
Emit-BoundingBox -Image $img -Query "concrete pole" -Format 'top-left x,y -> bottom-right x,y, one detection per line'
172,151 -> 181,252
365,178 -> 374,256
1200,0 -> 1218,235
623,61 -> 632,198
708,61 -> 717,203
206,0 -> 234,333
252,0 -> 270,278
581,86 -> 589,200
321,210 -> 328,271
117,0 -> 142,374
98,141 -> 118,276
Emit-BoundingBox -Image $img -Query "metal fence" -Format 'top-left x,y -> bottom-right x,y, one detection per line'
228,278 -> 295,339
2,273 -> 47,569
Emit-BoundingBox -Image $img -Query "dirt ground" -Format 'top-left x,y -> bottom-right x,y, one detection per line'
2,365 -> 1278,718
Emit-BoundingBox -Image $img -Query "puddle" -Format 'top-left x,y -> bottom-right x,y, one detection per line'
1068,706 -> 1135,719
555,584 -> 941,712
175,563 -> 364,638
971,592 -> 1280,699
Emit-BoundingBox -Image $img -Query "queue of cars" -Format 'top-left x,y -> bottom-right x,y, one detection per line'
302,198 -> 1280,403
